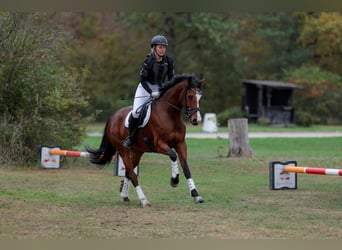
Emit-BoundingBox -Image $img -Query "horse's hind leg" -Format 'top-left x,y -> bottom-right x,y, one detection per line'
123,174 -> 150,207
120,175 -> 131,202
121,153 -> 151,207
135,184 -> 150,208
129,168 -> 150,207
129,171 -> 150,207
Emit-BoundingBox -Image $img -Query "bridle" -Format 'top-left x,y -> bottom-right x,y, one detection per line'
183,87 -> 202,121
159,85 -> 202,123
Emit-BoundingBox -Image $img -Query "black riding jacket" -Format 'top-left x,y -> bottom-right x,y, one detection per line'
139,53 -> 175,93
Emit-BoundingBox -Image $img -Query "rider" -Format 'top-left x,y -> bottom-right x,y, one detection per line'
122,35 -> 175,149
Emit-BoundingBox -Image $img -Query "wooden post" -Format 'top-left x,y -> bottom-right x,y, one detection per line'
227,118 -> 253,157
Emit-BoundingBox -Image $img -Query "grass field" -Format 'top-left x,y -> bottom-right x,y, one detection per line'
1,135 -> 342,239
86,122 -> 342,133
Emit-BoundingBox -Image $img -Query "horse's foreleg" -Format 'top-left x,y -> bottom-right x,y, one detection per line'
181,159 -> 204,203
165,146 -> 204,203
186,177 -> 203,203
167,148 -> 180,187
170,160 -> 180,187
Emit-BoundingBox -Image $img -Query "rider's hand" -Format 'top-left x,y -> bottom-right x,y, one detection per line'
151,91 -> 160,99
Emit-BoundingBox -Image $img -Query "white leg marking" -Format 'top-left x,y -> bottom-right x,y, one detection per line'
135,185 -> 146,200
120,177 -> 130,199
135,185 -> 150,207
187,178 -> 204,203
171,160 -> 179,178
187,178 -> 197,191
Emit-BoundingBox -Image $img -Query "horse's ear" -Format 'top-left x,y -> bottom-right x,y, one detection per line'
198,73 -> 205,86
188,76 -> 193,85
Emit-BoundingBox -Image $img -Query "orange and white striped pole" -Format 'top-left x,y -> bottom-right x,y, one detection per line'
283,166 -> 342,176
39,146 -> 115,169
49,148 -> 115,160
49,149 -> 91,158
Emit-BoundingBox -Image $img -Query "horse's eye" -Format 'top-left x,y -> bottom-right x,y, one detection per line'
188,95 -> 194,100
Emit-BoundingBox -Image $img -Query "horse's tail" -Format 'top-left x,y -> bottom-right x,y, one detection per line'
86,120 -> 116,167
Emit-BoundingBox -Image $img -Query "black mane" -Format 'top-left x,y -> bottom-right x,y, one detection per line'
159,73 -> 200,95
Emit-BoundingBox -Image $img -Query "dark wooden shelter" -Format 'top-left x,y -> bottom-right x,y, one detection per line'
241,79 -> 302,125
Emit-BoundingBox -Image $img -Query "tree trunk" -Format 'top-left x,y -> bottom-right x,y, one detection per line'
227,118 -> 253,157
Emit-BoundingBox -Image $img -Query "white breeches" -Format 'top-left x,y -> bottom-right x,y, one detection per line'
132,83 -> 159,118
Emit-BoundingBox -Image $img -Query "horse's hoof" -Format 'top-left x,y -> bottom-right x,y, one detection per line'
194,196 -> 204,203
170,177 -> 179,188
122,197 -> 130,202
140,199 -> 151,208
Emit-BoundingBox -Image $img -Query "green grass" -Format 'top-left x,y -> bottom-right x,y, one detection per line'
86,122 -> 342,134
247,124 -> 342,132
74,136 -> 342,212
1,136 -> 342,239
82,136 -> 342,165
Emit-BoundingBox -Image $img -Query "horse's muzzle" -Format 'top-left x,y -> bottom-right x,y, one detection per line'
190,117 -> 199,126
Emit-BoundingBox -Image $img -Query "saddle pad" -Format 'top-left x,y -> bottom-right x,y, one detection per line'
124,105 -> 151,128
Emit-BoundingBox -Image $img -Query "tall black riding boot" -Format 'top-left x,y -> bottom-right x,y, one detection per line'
122,114 -> 139,149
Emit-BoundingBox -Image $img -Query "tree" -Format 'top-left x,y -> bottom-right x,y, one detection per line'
0,12 -> 88,165
239,12 -> 313,80
283,65 -> 342,125
57,12 -> 145,120
298,12 -> 342,76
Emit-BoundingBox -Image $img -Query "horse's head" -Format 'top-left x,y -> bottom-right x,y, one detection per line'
183,76 -> 205,125
159,74 -> 205,125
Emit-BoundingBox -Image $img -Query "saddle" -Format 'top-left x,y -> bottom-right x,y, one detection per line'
124,103 -> 151,128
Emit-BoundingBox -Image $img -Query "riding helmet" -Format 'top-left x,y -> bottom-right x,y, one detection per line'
151,35 -> 168,48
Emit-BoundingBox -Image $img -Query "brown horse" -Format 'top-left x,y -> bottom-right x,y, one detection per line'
86,73 -> 205,207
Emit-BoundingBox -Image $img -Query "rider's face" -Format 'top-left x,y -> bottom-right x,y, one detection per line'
155,45 -> 167,57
